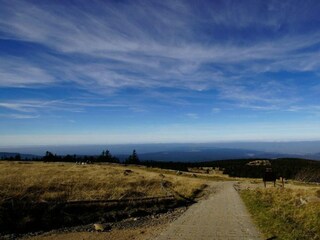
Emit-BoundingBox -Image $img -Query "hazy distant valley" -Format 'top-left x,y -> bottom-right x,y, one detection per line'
1,141 -> 320,161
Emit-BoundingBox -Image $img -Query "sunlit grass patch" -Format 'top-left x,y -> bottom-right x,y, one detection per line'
0,161 -> 207,203
241,187 -> 320,240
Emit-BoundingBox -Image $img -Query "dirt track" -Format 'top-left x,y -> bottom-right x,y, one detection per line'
154,181 -> 262,240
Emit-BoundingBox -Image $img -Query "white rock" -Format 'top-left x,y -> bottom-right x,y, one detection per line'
93,223 -> 105,232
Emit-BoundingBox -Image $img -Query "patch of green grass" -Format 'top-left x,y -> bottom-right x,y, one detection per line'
241,188 -> 320,240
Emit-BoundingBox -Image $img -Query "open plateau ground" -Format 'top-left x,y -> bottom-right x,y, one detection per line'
0,161 -> 319,240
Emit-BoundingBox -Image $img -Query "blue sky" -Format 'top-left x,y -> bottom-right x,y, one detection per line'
0,0 -> 320,146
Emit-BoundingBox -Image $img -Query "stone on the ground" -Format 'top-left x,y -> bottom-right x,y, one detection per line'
93,223 -> 111,232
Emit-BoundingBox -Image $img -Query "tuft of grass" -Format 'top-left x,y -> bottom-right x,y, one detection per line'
241,187 -> 320,240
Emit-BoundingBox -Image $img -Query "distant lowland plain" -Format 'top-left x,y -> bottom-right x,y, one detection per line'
1,141 -> 320,161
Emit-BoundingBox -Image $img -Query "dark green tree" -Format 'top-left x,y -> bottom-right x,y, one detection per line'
43,151 -> 55,162
125,149 -> 140,164
98,149 -> 119,163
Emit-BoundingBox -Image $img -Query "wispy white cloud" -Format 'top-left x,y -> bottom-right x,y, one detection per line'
0,0 -> 319,114
0,113 -> 39,119
1,1 -> 319,69
186,113 -> 199,119
286,105 -> 320,113
0,100 -> 74,113
211,108 -> 221,113
0,57 -> 54,87
0,98 -> 130,118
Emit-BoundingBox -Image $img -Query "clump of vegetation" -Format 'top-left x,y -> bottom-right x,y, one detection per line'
295,167 -> 320,183
241,187 -> 320,240
191,158 -> 320,181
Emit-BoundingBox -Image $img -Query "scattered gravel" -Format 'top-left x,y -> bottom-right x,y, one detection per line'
0,206 -> 188,240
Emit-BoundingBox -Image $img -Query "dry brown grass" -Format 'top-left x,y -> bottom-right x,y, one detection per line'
0,161 -> 207,203
240,182 -> 320,240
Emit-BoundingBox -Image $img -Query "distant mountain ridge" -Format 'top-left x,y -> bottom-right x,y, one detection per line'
1,147 -> 320,162
132,148 -> 306,162
118,148 -> 320,162
0,152 -> 39,159
2,141 -> 320,156
306,152 -> 320,160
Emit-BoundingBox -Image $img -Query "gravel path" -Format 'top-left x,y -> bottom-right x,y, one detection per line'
154,181 -> 262,240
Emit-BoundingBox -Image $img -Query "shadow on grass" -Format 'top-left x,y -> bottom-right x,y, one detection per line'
0,196 -> 187,234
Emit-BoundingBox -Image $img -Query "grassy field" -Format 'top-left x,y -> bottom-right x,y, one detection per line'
0,161 -> 209,234
241,184 -> 320,240
0,161 -> 207,203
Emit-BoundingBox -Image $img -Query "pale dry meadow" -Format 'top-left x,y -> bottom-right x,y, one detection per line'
0,161 -> 207,203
